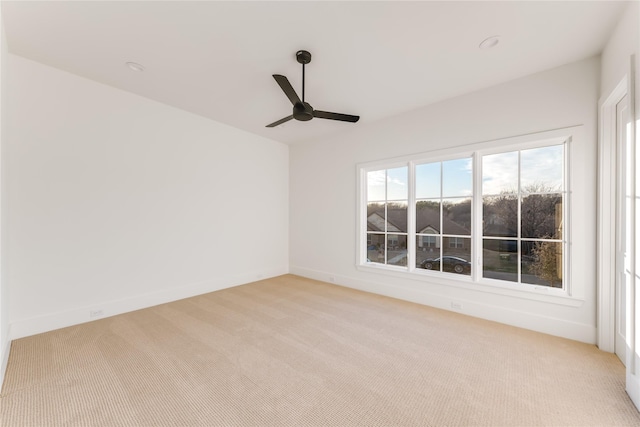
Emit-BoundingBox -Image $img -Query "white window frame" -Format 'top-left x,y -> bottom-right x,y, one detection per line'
356,127 -> 582,306
364,165 -> 409,268
476,140 -> 568,292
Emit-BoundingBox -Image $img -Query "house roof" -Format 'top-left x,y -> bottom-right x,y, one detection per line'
367,207 -> 470,236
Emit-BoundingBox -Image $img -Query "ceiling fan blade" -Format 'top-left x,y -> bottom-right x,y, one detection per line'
313,110 -> 360,123
273,75 -> 301,106
266,115 -> 294,128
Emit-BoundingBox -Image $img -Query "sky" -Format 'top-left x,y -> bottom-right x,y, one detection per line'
367,144 -> 564,202
483,145 -> 563,195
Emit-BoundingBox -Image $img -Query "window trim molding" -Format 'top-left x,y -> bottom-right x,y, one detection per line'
356,126 -> 583,305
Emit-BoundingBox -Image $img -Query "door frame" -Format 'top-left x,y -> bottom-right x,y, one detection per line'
598,75 -> 628,354
614,92 -> 631,365
598,56 -> 639,410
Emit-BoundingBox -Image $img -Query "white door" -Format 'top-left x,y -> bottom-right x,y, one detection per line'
599,73 -> 639,410
615,93 -> 631,366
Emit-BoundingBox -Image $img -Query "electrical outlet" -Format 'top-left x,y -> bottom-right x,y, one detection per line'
451,302 -> 463,310
329,276 -> 336,283
90,309 -> 104,318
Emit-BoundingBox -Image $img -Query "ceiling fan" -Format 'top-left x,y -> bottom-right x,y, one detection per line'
266,50 -> 360,128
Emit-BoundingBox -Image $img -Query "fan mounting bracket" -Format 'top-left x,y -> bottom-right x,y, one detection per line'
296,50 -> 312,65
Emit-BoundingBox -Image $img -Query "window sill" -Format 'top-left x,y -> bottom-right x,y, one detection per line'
356,263 -> 584,307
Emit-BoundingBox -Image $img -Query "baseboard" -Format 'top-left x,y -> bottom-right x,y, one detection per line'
9,267 -> 288,340
628,371 -> 640,412
0,336 -> 10,391
290,266 -> 596,344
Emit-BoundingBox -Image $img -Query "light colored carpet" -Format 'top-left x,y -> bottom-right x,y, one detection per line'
1,274 -> 639,426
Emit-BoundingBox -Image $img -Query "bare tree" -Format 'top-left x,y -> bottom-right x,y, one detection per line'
483,183 -> 561,241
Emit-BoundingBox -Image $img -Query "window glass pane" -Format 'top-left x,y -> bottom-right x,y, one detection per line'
443,158 -> 472,197
482,151 -> 518,195
386,202 -> 408,233
521,239 -> 535,261
442,238 -> 471,275
367,202 -> 386,232
367,170 -> 386,202
522,240 -> 563,288
416,200 -> 440,235
483,195 -> 517,237
483,239 -> 518,282
443,198 -> 472,235
416,234 -> 442,268
419,254 -> 441,272
387,235 -> 408,266
415,235 -> 441,268
521,194 -> 563,239
416,163 -> 440,199
367,234 -> 386,264
387,167 -> 408,200
424,235 -> 440,247
521,145 -> 563,192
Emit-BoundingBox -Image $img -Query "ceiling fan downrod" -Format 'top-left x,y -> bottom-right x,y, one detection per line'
297,50 -> 311,102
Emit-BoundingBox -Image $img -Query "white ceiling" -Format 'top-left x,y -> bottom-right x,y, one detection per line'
2,1 -> 628,145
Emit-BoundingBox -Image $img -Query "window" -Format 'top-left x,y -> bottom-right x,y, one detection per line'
482,145 -> 564,287
449,237 -> 464,249
415,159 -> 472,275
421,235 -> 438,248
366,167 -> 408,266
359,132 -> 569,294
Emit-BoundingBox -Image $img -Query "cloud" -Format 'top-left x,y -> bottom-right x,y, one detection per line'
482,145 -> 563,195
520,145 -> 563,192
387,167 -> 408,200
367,167 -> 408,201
482,151 -> 519,195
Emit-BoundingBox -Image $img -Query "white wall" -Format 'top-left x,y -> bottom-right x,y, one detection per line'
600,0 -> 640,409
0,6 -> 9,386
601,1 -> 639,103
6,55 -> 289,339
290,56 -> 600,343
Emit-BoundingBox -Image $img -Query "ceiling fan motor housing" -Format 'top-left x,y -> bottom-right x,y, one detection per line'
293,102 -> 314,121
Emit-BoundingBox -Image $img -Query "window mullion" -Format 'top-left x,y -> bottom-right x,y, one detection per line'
473,152 -> 483,282
439,162 -> 444,270
564,140 -> 571,296
517,150 -> 522,284
384,170 -> 388,265
407,161 -> 416,271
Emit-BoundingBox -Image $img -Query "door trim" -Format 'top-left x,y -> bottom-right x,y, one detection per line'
598,76 -> 628,353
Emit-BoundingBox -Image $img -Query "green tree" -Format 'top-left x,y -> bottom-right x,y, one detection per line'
531,240 -> 560,287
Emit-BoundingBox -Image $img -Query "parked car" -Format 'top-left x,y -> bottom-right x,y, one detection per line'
420,256 -> 471,274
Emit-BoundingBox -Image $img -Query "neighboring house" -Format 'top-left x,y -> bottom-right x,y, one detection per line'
367,207 -> 471,250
